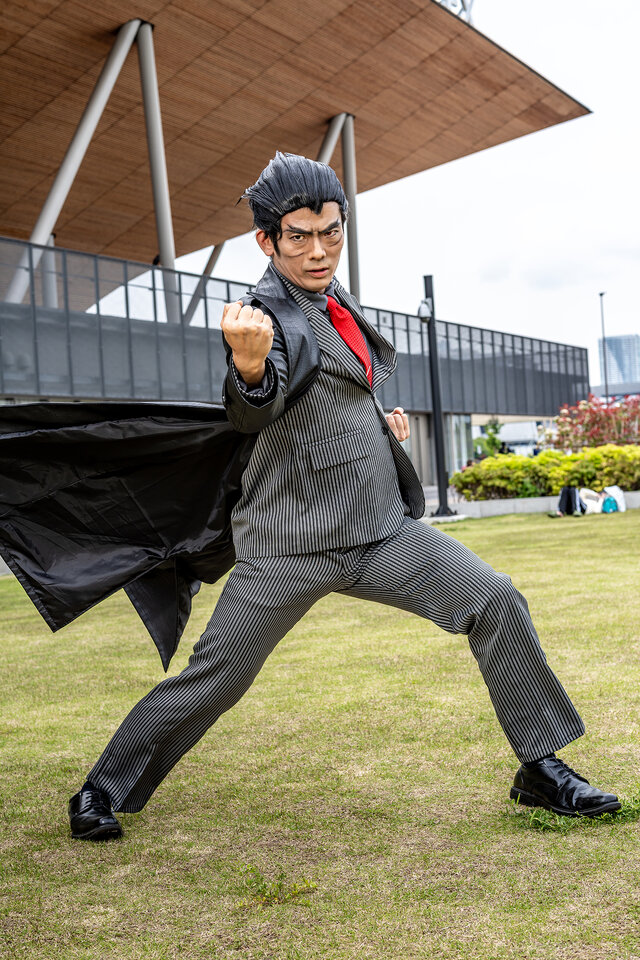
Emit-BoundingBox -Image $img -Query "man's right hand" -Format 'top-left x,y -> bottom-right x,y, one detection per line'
221,301 -> 274,387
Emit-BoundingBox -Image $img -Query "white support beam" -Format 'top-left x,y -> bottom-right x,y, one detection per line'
41,235 -> 58,309
316,113 -> 347,164
341,114 -> 360,301
137,22 -> 180,323
5,19 -> 142,304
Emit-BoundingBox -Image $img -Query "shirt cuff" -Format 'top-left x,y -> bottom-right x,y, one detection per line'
230,358 -> 277,404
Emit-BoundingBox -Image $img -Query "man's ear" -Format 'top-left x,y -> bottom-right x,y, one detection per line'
256,230 -> 275,257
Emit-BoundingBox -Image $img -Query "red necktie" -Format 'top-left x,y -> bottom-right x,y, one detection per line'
326,295 -> 373,386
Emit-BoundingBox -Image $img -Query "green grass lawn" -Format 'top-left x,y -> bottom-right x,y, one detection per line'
1,512 -> 639,960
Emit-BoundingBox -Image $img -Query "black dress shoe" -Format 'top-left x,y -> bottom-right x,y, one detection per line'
510,757 -> 621,817
69,785 -> 123,840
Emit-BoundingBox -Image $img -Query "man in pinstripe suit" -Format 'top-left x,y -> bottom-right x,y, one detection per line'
69,153 -> 619,840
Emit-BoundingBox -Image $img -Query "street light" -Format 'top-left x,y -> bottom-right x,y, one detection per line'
599,291 -> 609,401
418,275 -> 454,517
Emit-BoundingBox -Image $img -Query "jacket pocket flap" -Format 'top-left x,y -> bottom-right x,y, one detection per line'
306,431 -> 366,470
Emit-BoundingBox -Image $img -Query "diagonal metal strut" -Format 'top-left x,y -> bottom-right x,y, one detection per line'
5,17 -> 179,323
5,19 -> 142,304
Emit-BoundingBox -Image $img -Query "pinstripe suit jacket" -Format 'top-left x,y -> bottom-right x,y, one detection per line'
223,265 -> 425,557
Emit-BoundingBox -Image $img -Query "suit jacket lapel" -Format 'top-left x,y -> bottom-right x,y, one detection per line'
333,283 -> 397,391
253,265 -> 397,394
256,265 -> 371,389
311,311 -> 374,389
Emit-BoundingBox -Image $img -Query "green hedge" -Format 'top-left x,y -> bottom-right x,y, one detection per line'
450,444 -> 640,501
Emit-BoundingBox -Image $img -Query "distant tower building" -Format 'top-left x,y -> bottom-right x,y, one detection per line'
599,334 -> 640,385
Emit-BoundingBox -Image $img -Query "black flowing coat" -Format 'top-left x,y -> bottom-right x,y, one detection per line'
0,267 -> 322,669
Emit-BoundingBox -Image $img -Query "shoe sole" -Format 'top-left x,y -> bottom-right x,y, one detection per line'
510,786 -> 621,818
71,824 -> 123,841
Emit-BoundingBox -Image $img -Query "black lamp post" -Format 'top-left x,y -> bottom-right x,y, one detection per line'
418,275 -> 454,517
599,291 -> 609,400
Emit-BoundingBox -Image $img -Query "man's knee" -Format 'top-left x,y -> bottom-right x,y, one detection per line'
482,571 -> 529,619
188,632 -> 267,697
452,571 -> 525,631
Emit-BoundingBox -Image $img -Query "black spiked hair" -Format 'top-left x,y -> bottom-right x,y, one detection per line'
242,152 -> 348,244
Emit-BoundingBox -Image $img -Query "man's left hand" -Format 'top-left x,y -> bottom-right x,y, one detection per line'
386,407 -> 410,442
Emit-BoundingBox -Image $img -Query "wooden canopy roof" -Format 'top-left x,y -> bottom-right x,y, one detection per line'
0,0 -> 589,263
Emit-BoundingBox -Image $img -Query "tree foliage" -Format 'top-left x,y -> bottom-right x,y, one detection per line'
542,394 -> 640,451
474,417 -> 503,458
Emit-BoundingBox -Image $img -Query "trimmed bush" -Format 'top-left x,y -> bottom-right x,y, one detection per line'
450,444 -> 640,501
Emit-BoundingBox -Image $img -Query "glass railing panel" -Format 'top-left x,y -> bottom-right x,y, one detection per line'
0,236 -> 591,410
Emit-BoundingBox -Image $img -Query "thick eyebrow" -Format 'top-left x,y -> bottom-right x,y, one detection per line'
283,219 -> 341,235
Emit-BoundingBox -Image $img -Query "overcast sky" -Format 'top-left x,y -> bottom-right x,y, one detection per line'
178,0 -> 639,389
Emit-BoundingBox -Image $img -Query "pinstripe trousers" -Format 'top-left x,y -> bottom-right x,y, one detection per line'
89,516 -> 584,813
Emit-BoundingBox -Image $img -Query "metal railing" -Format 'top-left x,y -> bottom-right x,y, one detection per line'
0,235 -> 589,414
0,237 -> 250,403
362,304 -> 590,417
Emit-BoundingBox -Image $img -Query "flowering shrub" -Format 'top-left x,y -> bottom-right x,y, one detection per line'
450,445 -> 640,501
543,394 -> 640,451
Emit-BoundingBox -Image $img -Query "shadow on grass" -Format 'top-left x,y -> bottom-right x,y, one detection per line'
506,792 -> 640,834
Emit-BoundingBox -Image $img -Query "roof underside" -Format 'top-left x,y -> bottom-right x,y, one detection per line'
0,0 -> 589,262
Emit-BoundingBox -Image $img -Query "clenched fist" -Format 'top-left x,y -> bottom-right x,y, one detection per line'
221,301 -> 274,387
